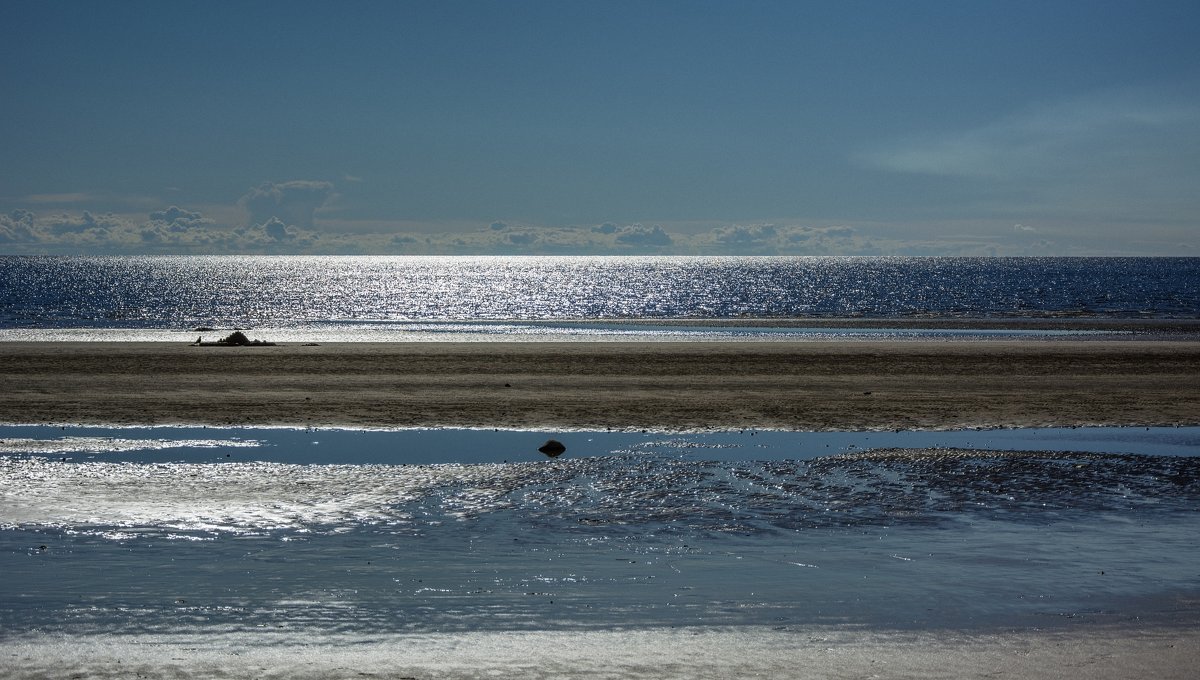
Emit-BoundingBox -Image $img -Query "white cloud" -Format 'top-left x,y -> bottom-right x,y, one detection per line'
0,202 -> 1187,256
720,224 -> 777,243
856,85 -> 1200,236
261,217 -> 293,241
505,231 -> 539,246
862,87 -> 1199,182
0,210 -> 36,243
711,223 -> 778,248
238,180 -> 335,228
614,224 -> 672,247
43,211 -> 121,236
0,205 -> 329,254
148,205 -> 211,232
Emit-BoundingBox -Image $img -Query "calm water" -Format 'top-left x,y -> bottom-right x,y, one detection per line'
0,256 -> 1197,341
2,426 -> 1199,641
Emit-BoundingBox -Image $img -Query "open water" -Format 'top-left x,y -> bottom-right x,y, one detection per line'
1,256 -> 1197,341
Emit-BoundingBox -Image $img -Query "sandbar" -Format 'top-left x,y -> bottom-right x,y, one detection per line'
1,340 -> 1197,430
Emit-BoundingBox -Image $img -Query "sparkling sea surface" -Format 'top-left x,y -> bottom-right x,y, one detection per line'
1,256 -> 1197,341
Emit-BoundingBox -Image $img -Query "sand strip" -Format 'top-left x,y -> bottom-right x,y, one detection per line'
2,340 -> 1198,430
1,625 -> 1197,680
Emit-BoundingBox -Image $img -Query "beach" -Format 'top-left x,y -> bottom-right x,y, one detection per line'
2,339 -> 1198,430
2,625 -> 1198,680
3,337 -> 1199,679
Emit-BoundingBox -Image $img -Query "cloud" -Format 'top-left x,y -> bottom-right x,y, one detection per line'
148,205 -> 211,232
854,85 -> 1200,232
862,88 -> 1199,182
859,86 -> 1200,220
233,217 -> 321,250
43,211 -> 121,236
614,224 -> 672,247
238,180 -> 334,228
149,205 -> 202,223
261,217 -> 293,241
0,210 -> 36,243
0,202 -> 1186,256
364,221 -> 682,255
682,223 -> 867,255
0,204 -> 333,254
505,231 -> 539,246
712,223 -> 778,246
785,225 -> 856,242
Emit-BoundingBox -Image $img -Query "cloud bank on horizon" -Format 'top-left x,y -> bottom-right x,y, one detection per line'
1,1 -> 1197,256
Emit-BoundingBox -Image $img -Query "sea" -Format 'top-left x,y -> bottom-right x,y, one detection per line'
1,255 -> 1198,341
1,255 -> 1198,678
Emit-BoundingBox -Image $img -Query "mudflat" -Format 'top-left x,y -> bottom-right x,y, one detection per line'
2,340 -> 1198,430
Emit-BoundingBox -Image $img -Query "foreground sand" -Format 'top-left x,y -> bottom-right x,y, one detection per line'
1,340 -> 1198,430
1,625 -> 1197,680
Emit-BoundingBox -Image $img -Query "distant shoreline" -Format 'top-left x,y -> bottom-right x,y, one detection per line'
2,316 -> 1199,344
2,339 -> 1197,431
589,316 -> 1200,331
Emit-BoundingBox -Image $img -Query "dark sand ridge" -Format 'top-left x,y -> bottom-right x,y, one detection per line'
1,340 -> 1198,430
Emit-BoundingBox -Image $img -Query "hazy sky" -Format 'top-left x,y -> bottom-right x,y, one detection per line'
2,0 -> 1198,256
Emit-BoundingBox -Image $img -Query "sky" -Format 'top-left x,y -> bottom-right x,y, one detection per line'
2,0 -> 1198,256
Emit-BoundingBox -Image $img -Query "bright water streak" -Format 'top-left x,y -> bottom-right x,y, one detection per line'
2,256 -> 1198,334
2,426 -> 1198,639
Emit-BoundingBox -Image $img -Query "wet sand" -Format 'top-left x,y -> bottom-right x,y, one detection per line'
2,339 -> 1199,679
1,340 -> 1198,430
1,625 -> 1197,680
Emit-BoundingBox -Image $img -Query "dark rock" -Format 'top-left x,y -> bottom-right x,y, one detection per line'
538,439 -> 567,458
195,330 -> 276,346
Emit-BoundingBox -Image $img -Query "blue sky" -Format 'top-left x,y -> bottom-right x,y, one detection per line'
2,0 -> 1197,255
